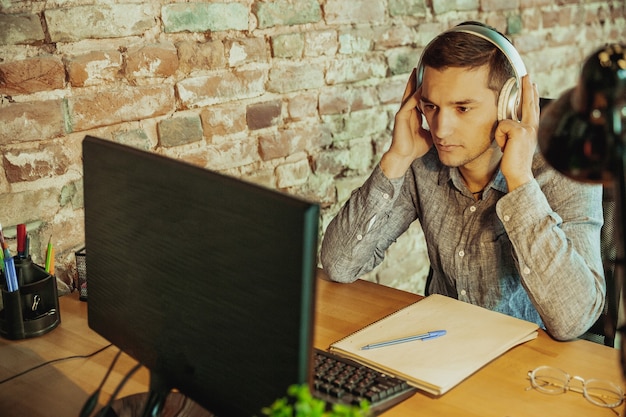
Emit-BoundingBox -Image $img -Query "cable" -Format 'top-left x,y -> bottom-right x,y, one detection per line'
79,348 -> 123,417
0,343 -> 113,385
95,362 -> 144,417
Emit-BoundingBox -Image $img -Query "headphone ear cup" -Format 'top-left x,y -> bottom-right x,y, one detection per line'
498,77 -> 520,121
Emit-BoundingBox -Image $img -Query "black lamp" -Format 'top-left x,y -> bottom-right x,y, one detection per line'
538,43 -> 626,373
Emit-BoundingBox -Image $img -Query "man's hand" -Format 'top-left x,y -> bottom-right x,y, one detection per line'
380,68 -> 433,179
494,75 -> 540,191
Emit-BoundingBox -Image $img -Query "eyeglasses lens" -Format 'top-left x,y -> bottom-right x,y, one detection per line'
584,379 -> 624,408
532,367 -> 568,394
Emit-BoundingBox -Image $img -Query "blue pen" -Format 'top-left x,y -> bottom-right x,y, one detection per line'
4,254 -> 18,292
361,330 -> 447,350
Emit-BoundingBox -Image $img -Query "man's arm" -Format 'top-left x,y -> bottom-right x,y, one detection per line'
320,166 -> 418,283
321,69 -> 432,282
497,175 -> 605,341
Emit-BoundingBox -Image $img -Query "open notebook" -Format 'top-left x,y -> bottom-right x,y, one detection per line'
329,294 -> 539,396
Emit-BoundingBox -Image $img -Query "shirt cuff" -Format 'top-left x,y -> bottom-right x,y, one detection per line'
496,179 -> 561,231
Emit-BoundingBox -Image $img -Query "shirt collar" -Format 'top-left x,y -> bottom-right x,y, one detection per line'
438,165 -> 508,196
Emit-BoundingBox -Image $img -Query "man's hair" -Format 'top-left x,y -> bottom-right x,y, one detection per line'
420,28 -> 516,96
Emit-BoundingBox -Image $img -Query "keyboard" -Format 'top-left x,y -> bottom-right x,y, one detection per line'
312,348 -> 417,415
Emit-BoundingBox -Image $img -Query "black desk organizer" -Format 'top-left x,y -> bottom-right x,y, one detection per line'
0,257 -> 61,339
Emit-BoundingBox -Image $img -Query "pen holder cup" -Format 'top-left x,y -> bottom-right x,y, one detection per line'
0,257 -> 61,340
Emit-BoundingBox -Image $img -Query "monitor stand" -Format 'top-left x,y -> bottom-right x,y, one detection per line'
104,373 -> 213,417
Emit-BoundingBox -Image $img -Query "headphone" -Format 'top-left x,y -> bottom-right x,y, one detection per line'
416,23 -> 528,122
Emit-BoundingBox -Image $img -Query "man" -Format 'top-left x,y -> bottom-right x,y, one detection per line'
320,22 -> 605,341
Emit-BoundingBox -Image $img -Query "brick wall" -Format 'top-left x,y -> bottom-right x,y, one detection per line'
0,0 -> 624,294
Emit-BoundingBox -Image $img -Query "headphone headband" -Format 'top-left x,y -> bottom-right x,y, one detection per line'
416,23 -> 527,85
416,23 -> 528,121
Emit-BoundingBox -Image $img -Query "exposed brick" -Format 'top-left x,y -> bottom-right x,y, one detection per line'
271,33 -> 304,58
412,22 -> 448,47
253,0 -> 321,29
286,93 -> 318,120
304,30 -> 338,57
506,15 -> 523,35
0,13 -> 45,45
60,179 -> 82,209
520,9 -> 541,32
176,40 -> 226,74
266,62 -> 325,94
344,137 -> 375,173
512,33 -> 545,54
177,69 -> 266,109
432,0 -> 479,15
205,137 -> 260,171
325,0 -> 386,24
374,25 -> 419,49
338,29 -> 374,54
331,174 -> 368,204
3,142 -> 71,182
158,115 -> 203,147
226,38 -> 269,67
162,2 -> 248,33
67,85 -> 175,132
300,172 -> 336,207
386,47 -> 416,76
306,122 -> 333,149
0,56 -> 65,95
319,85 -> 379,115
315,148 -> 350,175
66,50 -> 123,87
112,129 -> 153,151
377,78 -> 406,105
0,189 -> 59,229
481,0 -> 520,11
259,132 -> 288,161
542,9 -> 570,28
125,43 -> 179,80
326,56 -> 387,85
548,27 -> 583,47
259,123 -> 328,161
275,155 -> 310,188
45,4 -> 157,42
247,100 -> 282,130
322,107 -> 389,143
389,0 -> 427,17
0,100 -> 66,144
200,104 -> 247,139
259,128 -> 305,161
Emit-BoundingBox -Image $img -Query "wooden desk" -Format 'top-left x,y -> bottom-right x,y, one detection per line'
0,291 -> 150,417
315,276 -> 625,417
0,274 -> 624,417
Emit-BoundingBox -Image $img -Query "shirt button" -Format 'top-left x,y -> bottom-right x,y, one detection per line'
460,289 -> 467,296
503,215 -> 511,222
470,206 -> 476,212
356,234 -> 363,241
523,267 -> 531,275
458,250 -> 465,257
382,193 -> 390,200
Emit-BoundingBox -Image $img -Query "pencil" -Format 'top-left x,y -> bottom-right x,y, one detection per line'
45,235 -> 54,275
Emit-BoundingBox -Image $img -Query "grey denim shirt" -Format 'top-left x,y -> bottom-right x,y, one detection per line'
321,147 -> 605,341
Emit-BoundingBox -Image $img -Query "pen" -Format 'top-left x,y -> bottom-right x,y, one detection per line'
17,224 -> 26,258
24,233 -> 30,258
4,254 -> 18,292
361,330 -> 447,350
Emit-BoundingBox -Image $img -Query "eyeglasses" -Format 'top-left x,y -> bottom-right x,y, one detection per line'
527,365 -> 624,409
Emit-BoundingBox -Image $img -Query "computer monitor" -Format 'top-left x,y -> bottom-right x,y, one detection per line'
82,136 -> 319,417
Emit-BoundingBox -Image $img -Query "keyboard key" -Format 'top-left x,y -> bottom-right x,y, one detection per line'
312,349 -> 417,415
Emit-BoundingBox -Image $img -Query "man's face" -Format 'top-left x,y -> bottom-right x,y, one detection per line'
419,65 -> 500,169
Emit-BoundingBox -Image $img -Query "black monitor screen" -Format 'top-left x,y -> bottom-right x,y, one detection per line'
82,135 -> 319,417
